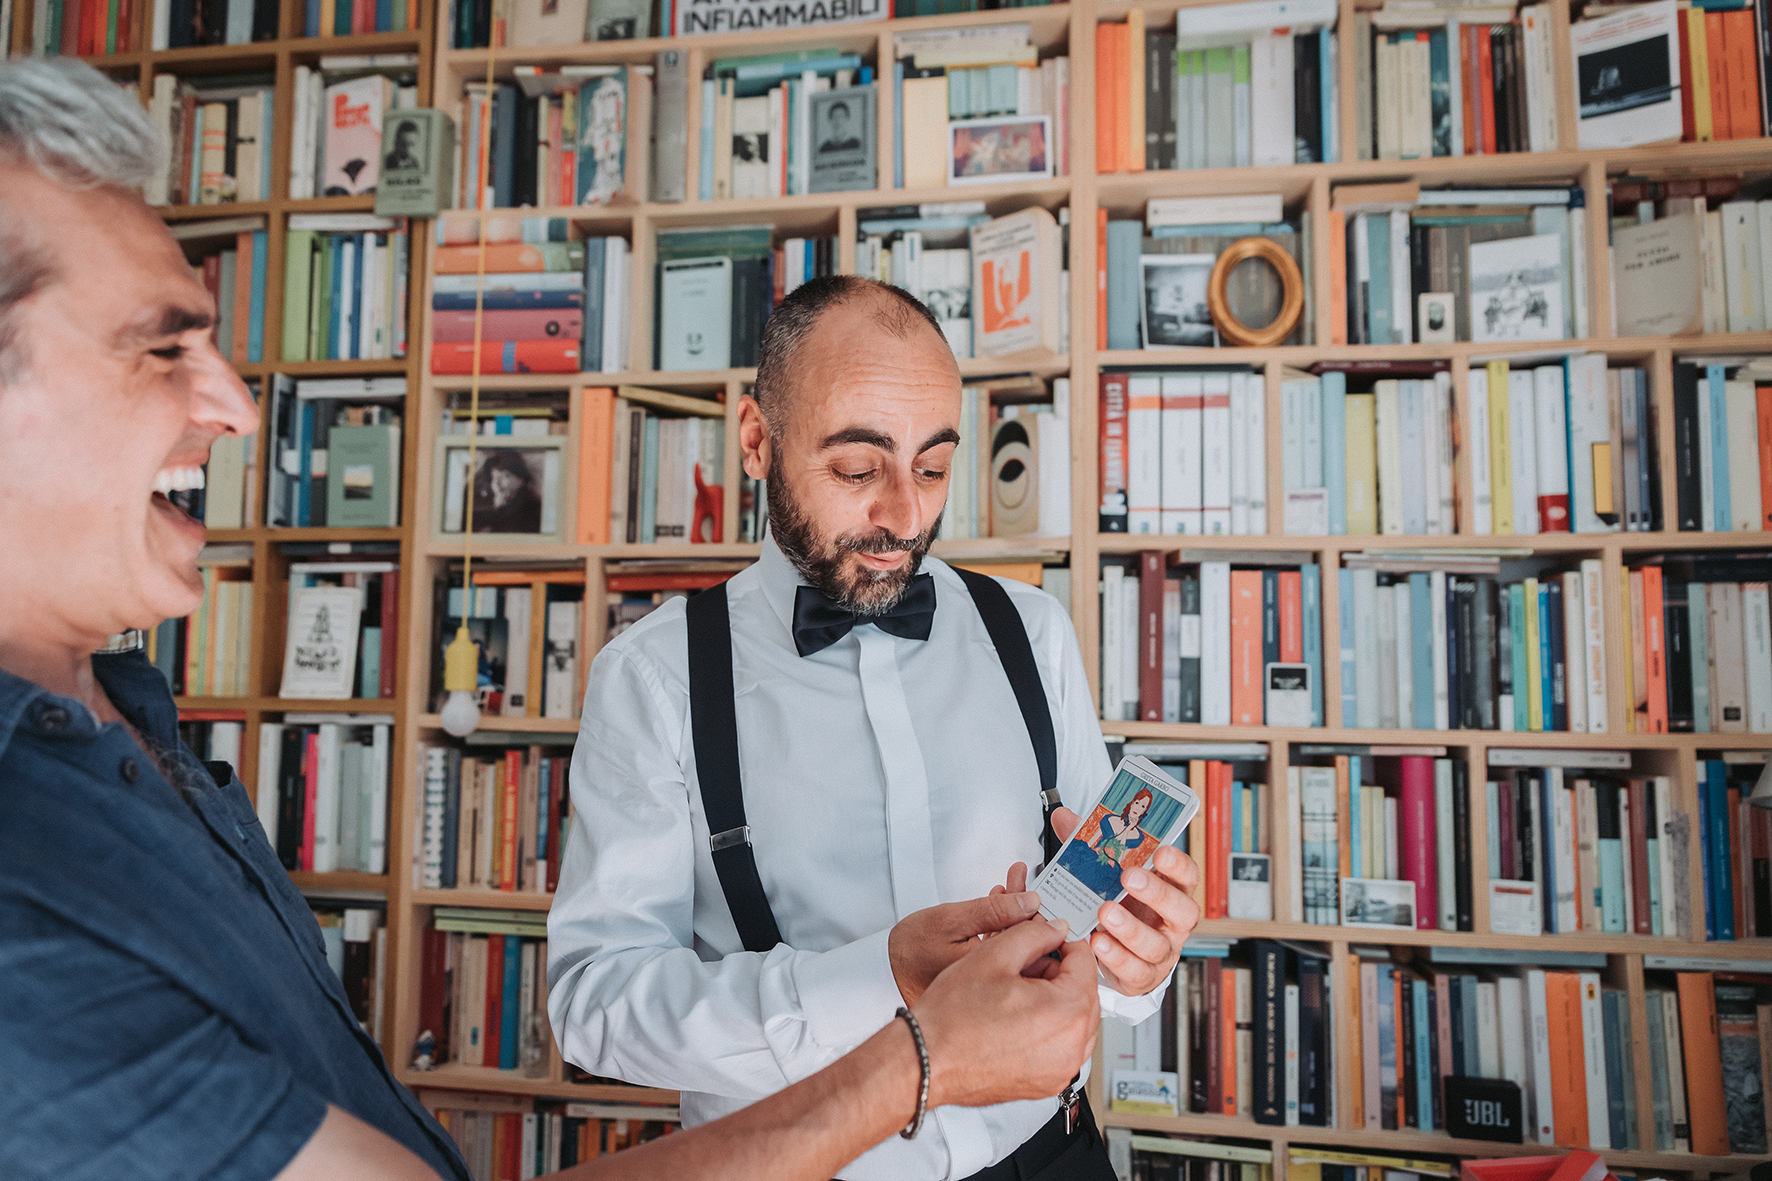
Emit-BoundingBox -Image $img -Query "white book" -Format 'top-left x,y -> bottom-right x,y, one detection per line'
1201,374 -> 1232,534
1467,367 -> 1493,533
1430,570 -> 1450,729
1578,972 -> 1610,1147
1746,584 -> 1772,733
1121,578 -> 1140,722
312,723 -> 342,873
1248,33 -> 1295,167
1301,376 -> 1323,488
1563,571 -> 1588,734
1147,194 -> 1285,226
1393,584 -> 1414,728
255,722 -> 285,848
336,742 -> 361,872
1661,988 -> 1691,1150
1720,202 -> 1766,334
1200,562 -> 1232,725
1229,375 -> 1250,536
1353,568 -> 1381,728
1038,407 -> 1072,537
1128,376 -> 1163,534
1435,758 -> 1456,929
1101,565 -> 1126,720
1531,365 -> 1569,531
1287,766 -> 1305,922
544,600 -> 580,719
420,744 -> 445,888
1430,373 -> 1455,533
1526,969 -> 1556,1143
1284,982 -> 1300,1126
1507,372 -> 1541,533
1162,374 -> 1204,534
1569,199 -> 1589,338
1565,355 -> 1614,533
1376,583 -> 1399,728
1727,381 -> 1764,531
1476,979 -> 1501,1077
1498,975 -> 1529,1092
1700,205 -> 1729,334
1133,1003 -> 1164,1071
604,236 -> 629,372
1759,202 -> 1772,341
1551,770 -> 1578,930
1244,373 -> 1267,534
1390,210 -> 1412,344
1373,381 -> 1403,535
1281,380 -> 1305,494
1162,580 -> 1182,723
1569,0 -> 1681,149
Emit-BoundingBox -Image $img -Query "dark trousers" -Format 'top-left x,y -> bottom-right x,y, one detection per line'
955,1094 -> 1118,1181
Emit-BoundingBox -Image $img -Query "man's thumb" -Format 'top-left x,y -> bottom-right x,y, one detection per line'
1051,806 -> 1082,842
946,890 -> 1040,938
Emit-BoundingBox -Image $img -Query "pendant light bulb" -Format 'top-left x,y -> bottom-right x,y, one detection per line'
440,624 -> 481,738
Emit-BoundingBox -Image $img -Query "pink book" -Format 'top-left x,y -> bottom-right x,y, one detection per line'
322,76 -> 391,197
1398,754 -> 1439,929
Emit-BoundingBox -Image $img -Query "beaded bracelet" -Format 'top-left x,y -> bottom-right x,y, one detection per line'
896,1007 -> 930,1139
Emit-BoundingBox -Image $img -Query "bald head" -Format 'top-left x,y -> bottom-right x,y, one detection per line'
752,275 -> 956,437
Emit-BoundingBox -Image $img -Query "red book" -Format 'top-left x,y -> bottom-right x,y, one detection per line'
418,928 -> 450,1061
1278,570 -> 1303,663
1706,12 -> 1731,139
60,0 -> 80,55
1098,372 -> 1129,531
1642,565 -> 1668,734
378,568 -> 398,700
1139,551 -> 1165,722
80,0 -> 100,57
1204,762 -> 1227,918
432,308 -> 585,344
1220,962 -> 1237,1116
500,751 -> 521,891
1477,30 -> 1497,155
1627,778 -> 1652,935
301,731 -> 319,872
1228,571 -> 1263,725
1215,763 -> 1234,917
1460,1157 -> 1574,1181
1397,755 -> 1439,929
604,571 -> 736,592
482,935 -> 504,1067
430,340 -> 580,374
1459,26 -> 1477,155
1678,13 -> 1696,140
116,0 -> 132,52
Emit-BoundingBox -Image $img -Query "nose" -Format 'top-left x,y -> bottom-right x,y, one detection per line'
190,336 -> 261,439
870,464 -> 922,541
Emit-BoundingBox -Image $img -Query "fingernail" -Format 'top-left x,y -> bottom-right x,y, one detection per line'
1104,907 -> 1125,928
1126,869 -> 1148,890
1052,919 -> 1070,936
1017,891 -> 1039,913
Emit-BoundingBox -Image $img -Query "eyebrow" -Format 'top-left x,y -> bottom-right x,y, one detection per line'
120,304 -> 215,345
818,426 -> 962,454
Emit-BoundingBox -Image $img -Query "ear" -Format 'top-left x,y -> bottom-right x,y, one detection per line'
737,394 -> 772,481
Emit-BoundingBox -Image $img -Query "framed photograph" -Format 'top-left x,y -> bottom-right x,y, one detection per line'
809,86 -> 876,194
1227,853 -> 1273,921
280,585 -> 363,699
947,115 -> 1052,186
432,435 -> 566,543
1140,254 -> 1218,348
1418,292 -> 1456,343
1339,877 -> 1419,929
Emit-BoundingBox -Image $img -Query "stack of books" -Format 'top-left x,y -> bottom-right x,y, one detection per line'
1100,369 -> 1270,537
1665,361 -> 1772,532
255,716 -> 392,874
577,386 -> 727,546
420,1094 -> 678,1174
417,744 -> 570,892
280,214 -> 413,363
266,377 -> 405,528
27,0 -> 152,52
430,238 -> 589,375
310,904 -> 387,1046
172,219 -> 271,367
653,225 -> 775,371
854,202 -> 983,358
601,562 -> 746,638
300,0 -> 422,36
427,573 -> 584,720
1643,963 -> 1772,1154
1672,1 -> 1769,145
1622,557 -> 1772,736
279,554 -> 401,701
415,914 -> 551,1074
145,76 -> 274,205
176,712 -> 246,778
458,67 -> 638,210
702,50 -> 877,199
1611,185 -> 1772,338
147,545 -> 254,699
290,59 -> 421,200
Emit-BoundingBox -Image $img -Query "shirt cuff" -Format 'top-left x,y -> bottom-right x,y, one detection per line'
793,927 -> 902,1052
1099,970 -> 1169,1026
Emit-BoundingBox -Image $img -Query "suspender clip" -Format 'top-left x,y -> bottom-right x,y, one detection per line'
710,826 -> 752,853
1041,788 -> 1062,808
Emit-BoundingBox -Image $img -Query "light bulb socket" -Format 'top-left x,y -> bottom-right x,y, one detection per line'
443,624 -> 479,694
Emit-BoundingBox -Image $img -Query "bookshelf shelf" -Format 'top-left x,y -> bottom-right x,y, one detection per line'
1096,530 -> 1772,554
411,887 -> 555,910
1104,719 -> 1772,750
417,714 -> 580,732
1191,916 -> 1772,954
1097,331 -> 1772,368
289,869 -> 392,892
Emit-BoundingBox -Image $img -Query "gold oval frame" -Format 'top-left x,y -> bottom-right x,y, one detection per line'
1206,236 -> 1306,348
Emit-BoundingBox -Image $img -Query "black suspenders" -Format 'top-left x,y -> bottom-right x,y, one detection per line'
682,569 -> 1061,954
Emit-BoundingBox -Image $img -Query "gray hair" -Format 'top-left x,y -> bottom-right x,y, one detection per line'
0,59 -> 164,378
752,275 -> 947,437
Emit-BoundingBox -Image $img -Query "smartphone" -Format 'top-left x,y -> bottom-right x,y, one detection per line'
1031,756 -> 1200,939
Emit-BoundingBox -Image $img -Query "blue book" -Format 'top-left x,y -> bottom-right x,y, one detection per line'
305,0 -> 319,36
432,291 -> 585,312
1540,772 -> 1559,931
1348,756 -> 1362,881
499,935 -> 521,1070
349,234 -> 365,361
1427,29 -> 1450,156
375,0 -> 391,30
1105,220 -> 1144,350
1537,584 -> 1554,731
1598,783 -> 1626,932
1708,760 -> 1735,939
581,237 -> 605,372
1690,583 -> 1711,731
1322,371 -> 1347,534
334,0 -> 350,34
246,230 -> 268,363
639,416 -> 660,542
733,55 -> 862,94
1410,573 -> 1434,729
1698,761 -> 1716,939
494,414 -> 513,435
358,626 -> 381,697
1602,991 -> 1628,1147
1302,564 -> 1323,727
1365,213 -> 1393,345
698,80 -> 715,200
1412,977 -> 1433,1130
1339,569 -> 1357,725
297,402 -> 315,526
1149,222 -> 1295,237
892,61 -> 905,189
1509,583 -> 1530,731
535,757 -> 551,874
1708,364 -> 1732,529
259,96 -> 274,203
1486,780 -> 1502,880
1460,973 -> 1480,1066
1319,28 -> 1337,162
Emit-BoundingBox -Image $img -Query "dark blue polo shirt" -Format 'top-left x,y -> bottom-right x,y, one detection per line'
0,646 -> 469,1181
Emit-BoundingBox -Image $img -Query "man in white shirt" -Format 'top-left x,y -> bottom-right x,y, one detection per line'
549,277 -> 1200,1181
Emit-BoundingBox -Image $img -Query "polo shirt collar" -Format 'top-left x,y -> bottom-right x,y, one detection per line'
0,645 -> 177,763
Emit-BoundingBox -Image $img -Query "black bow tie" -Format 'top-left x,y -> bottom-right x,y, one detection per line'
791,575 -> 937,657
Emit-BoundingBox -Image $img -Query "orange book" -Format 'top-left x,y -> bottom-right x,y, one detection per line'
1643,565 -> 1668,733
1096,208 -> 1109,350
1205,762 -> 1231,918
499,750 -> 521,890
1279,571 -> 1303,662
1477,30 -> 1498,154
1111,24 -> 1130,172
1724,10 -> 1761,138
575,387 -> 616,544
1706,12 -> 1731,139
1221,965 -> 1238,1116
1328,209 -> 1347,345
1095,24 -> 1118,174
1757,385 -> 1772,528
434,242 -> 577,274
1335,755 -> 1353,879
430,340 -> 581,374
1543,972 -> 1590,1147
1186,759 -> 1208,905
1229,570 -> 1264,724
1678,972 -> 1732,1155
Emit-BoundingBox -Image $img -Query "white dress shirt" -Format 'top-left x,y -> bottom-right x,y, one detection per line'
547,537 -> 1164,1180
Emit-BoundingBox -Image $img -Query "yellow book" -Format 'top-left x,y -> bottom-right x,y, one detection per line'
1127,8 -> 1146,171
1689,8 -> 1713,143
1486,360 -> 1513,534
1345,392 -> 1378,534
186,568 -> 213,697
1523,577 -> 1543,731
320,0 -> 336,37
1373,380 -> 1403,534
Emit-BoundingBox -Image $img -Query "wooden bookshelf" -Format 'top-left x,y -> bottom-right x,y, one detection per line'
17,0 -> 1772,1164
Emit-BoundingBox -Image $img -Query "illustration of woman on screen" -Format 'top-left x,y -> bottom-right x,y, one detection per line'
1088,787 -> 1153,865
1054,786 -> 1156,898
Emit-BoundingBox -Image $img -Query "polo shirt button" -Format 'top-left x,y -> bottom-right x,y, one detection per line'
120,758 -> 141,783
36,705 -> 70,734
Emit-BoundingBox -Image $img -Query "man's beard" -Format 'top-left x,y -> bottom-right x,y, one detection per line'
767,451 -> 941,617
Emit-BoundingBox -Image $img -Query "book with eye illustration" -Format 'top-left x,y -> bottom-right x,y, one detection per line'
1034,756 -> 1200,937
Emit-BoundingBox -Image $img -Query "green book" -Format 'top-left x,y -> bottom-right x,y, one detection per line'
326,423 -> 402,527
309,240 -> 333,363
280,229 -> 316,362
106,0 -> 118,54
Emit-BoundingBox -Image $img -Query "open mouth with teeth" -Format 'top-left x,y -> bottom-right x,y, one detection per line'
151,465 -> 206,522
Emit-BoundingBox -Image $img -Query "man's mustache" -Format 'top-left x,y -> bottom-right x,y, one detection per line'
837,529 -> 928,556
